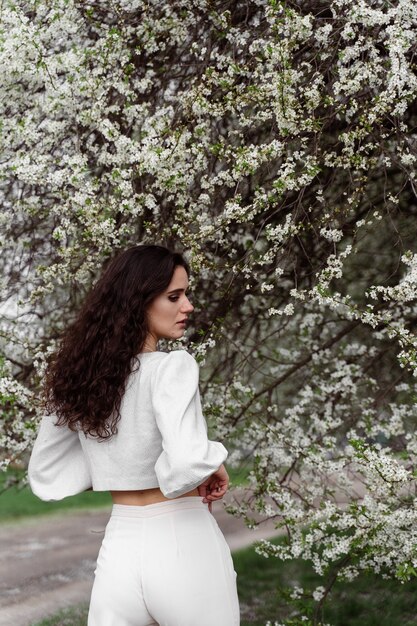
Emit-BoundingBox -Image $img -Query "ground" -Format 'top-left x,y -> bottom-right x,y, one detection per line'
0,490 -> 280,626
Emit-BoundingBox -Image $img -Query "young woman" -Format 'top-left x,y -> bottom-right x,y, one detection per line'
28,244 -> 240,625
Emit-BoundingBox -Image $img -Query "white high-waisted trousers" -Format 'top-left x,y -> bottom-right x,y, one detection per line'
88,496 -> 240,626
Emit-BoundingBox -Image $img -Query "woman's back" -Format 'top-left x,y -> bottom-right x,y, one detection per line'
28,349 -> 228,501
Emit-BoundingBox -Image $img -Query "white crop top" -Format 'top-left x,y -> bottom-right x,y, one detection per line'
28,350 -> 228,501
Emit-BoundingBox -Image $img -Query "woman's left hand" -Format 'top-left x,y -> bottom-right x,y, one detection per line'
197,464 -> 229,513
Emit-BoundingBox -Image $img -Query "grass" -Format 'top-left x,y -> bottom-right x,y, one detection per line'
32,604 -> 89,626
31,535 -> 417,626
0,468 -> 112,522
232,536 -> 417,625
0,464 -> 251,522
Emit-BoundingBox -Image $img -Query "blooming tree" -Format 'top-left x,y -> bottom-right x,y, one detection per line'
1,0 -> 417,622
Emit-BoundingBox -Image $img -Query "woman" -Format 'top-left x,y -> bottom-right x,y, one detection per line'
28,244 -> 240,625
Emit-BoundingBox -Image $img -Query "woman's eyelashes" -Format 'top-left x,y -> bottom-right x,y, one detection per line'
169,293 -> 190,302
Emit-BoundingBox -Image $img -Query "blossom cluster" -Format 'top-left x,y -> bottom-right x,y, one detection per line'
1,0 -> 417,622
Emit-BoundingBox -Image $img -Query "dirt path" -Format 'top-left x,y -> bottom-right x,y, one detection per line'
0,491 -> 281,626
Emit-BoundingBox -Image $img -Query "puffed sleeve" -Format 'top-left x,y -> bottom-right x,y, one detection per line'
27,413 -> 92,501
151,350 -> 228,499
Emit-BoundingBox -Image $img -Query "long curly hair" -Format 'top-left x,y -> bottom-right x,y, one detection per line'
42,244 -> 190,440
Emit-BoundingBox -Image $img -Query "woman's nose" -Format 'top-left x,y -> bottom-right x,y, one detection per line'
183,299 -> 194,312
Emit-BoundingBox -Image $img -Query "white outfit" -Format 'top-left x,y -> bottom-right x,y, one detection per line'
28,350 -> 228,500
28,350 -> 239,625
88,497 -> 240,626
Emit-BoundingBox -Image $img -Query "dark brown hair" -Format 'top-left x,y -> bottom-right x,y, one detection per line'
42,244 -> 190,440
